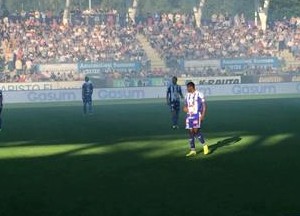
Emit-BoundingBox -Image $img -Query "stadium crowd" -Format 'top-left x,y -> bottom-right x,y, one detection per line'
142,12 -> 300,67
0,8 -> 300,83
0,9 -> 146,82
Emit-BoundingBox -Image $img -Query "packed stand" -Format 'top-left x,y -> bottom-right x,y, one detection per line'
1,9 -> 300,84
0,9 -> 147,82
142,12 -> 300,69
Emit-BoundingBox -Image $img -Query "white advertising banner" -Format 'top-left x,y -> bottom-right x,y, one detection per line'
177,76 -> 241,85
0,81 -> 82,91
2,82 -> 300,104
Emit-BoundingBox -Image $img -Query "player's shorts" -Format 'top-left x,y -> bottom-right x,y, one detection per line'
185,113 -> 201,129
169,100 -> 180,112
83,96 -> 92,103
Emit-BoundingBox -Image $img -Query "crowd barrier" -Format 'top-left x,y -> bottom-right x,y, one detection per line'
2,82 -> 300,104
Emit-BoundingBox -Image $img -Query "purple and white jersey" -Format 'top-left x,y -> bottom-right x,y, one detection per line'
185,90 -> 205,115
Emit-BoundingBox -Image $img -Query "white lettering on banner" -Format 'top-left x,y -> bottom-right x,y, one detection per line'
204,79 -> 239,85
79,62 -> 112,69
27,91 -> 77,102
253,58 -> 275,64
113,62 -> 136,68
98,89 -> 145,99
2,84 -> 42,91
178,76 -> 241,85
0,81 -> 82,91
80,69 -> 103,74
78,62 -> 140,70
232,85 -> 277,95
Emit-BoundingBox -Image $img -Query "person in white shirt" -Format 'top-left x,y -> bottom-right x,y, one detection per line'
183,82 -> 209,156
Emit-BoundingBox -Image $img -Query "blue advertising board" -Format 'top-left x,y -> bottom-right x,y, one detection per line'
77,61 -> 142,73
221,57 -> 280,71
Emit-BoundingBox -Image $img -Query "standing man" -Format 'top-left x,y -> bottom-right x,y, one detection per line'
183,82 -> 209,156
0,90 -> 3,132
166,76 -> 184,129
82,76 -> 93,115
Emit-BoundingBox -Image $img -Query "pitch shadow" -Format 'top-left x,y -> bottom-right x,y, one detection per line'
209,136 -> 242,154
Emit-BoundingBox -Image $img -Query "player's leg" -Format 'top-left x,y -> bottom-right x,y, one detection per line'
192,114 -> 209,155
192,114 -> 204,143
174,101 -> 180,128
170,102 -> 177,128
186,116 -> 196,157
172,110 -> 178,128
194,128 -> 209,155
194,128 -> 205,144
88,99 -> 93,114
186,129 -> 196,156
171,101 -> 180,129
0,108 -> 2,131
171,110 -> 176,127
83,99 -> 87,114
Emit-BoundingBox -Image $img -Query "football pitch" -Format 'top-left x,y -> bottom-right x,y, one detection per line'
0,94 -> 300,216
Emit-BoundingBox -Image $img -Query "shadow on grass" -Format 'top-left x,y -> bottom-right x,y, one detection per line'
0,134 -> 299,216
209,136 -> 242,154
0,98 -> 299,215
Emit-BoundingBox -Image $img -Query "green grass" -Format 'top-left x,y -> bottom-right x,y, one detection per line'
0,94 -> 300,216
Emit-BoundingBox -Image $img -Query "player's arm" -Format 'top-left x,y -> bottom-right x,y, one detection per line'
183,105 -> 188,113
166,86 -> 170,105
82,85 -> 85,100
0,96 -> 2,108
200,100 -> 206,121
0,96 -> 3,116
90,84 -> 94,95
183,96 -> 188,113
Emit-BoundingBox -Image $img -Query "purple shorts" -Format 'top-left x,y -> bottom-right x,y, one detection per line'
185,113 -> 201,129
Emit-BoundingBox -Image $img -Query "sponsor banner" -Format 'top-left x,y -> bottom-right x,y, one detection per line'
196,82 -> 300,96
258,76 -> 285,83
177,76 -> 241,85
111,78 -> 165,87
3,88 -> 162,103
2,82 -> 300,103
221,57 -> 280,71
292,76 -> 300,82
77,61 -> 142,73
184,59 -> 220,69
0,81 -> 82,91
38,63 -> 77,72
4,90 -> 79,103
96,88 -> 147,100
230,84 -> 277,95
244,75 -> 295,84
